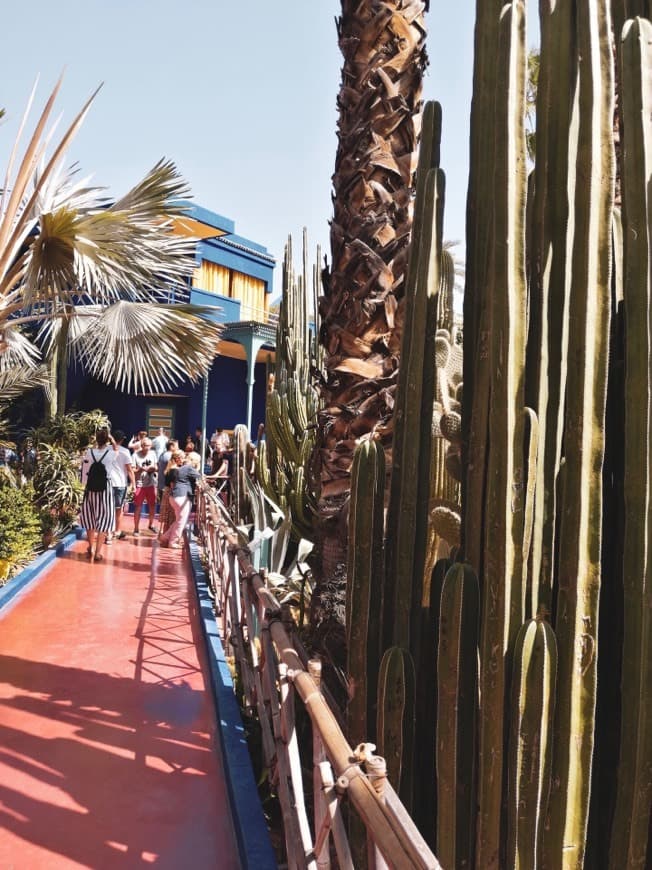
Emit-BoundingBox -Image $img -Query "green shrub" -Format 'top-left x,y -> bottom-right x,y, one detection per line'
32,443 -> 84,519
29,409 -> 109,452
0,484 -> 42,581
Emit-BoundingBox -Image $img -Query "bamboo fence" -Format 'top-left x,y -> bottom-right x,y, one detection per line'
195,484 -> 442,870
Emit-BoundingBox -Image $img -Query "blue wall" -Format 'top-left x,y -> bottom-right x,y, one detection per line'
195,356 -> 268,433
66,354 -> 268,441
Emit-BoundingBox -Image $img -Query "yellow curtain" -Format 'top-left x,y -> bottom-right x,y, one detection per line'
231,270 -> 267,320
192,261 -> 231,296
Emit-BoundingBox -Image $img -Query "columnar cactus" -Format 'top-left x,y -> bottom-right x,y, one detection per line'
341,1 -> 652,866
376,644 -> 416,810
436,563 -> 479,869
608,16 -> 652,868
507,616 -> 557,869
257,231 -> 320,539
346,439 -> 385,748
384,99 -> 444,658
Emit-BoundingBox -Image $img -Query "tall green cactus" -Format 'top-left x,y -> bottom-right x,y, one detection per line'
346,439 -> 385,748
376,645 -> 416,811
543,1 -> 614,864
339,1 -> 652,866
436,563 -> 479,870
257,230 -> 320,538
475,5 -> 528,865
507,616 -> 557,870
609,17 -> 652,868
526,0 -> 575,618
385,100 -> 444,658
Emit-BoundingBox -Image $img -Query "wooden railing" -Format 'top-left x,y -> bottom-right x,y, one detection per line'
195,484 -> 441,870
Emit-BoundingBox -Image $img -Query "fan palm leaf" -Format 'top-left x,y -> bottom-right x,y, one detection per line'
0,81 -> 223,405
0,363 -> 49,401
0,326 -> 42,370
11,159 -> 195,309
72,300 -> 221,394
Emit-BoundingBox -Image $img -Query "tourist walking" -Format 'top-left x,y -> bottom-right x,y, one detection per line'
159,451 -> 199,549
131,437 -> 158,536
183,440 -> 202,471
157,438 -> 178,500
80,427 -> 118,562
210,427 -> 231,453
157,440 -> 178,539
106,430 -> 135,543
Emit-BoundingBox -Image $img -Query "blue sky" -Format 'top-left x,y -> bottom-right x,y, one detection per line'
0,2 -> 493,291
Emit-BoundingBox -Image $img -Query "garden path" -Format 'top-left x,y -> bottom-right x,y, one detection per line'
0,533 -> 239,869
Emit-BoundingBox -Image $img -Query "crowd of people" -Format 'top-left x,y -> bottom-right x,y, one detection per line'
80,425 -> 234,562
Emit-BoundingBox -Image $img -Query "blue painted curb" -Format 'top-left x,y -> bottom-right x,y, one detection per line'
0,528 -> 84,613
187,537 -> 277,870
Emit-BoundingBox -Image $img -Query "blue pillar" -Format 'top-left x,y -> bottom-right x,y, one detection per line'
240,333 -> 267,437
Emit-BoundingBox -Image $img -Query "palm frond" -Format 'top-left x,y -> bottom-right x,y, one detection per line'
34,303 -> 101,359
73,300 -> 223,393
0,362 -> 49,401
0,327 -> 42,370
18,164 -> 194,308
0,82 -> 101,299
111,158 -> 190,220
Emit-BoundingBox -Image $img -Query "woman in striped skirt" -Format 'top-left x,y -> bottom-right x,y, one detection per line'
80,427 -> 119,562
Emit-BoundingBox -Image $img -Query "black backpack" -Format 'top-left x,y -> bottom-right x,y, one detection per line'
86,449 -> 110,492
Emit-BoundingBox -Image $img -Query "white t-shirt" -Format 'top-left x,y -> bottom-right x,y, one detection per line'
110,445 -> 133,488
132,449 -> 158,487
81,446 -> 118,486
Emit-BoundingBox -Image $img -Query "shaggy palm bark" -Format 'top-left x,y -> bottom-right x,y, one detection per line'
314,0 -> 428,643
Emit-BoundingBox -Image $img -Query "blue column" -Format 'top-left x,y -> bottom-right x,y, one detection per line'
240,333 -> 267,437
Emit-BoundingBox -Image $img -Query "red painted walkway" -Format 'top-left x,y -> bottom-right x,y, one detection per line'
0,533 -> 240,869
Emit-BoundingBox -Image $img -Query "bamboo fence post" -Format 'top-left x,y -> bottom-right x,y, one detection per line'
308,659 -> 331,869
319,761 -> 355,870
227,550 -> 255,712
279,660 -> 316,866
365,751 -> 390,870
242,580 -> 275,766
279,647 -> 438,868
261,624 -> 307,870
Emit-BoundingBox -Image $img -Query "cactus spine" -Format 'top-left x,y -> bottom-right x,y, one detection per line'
436,563 -> 479,870
507,616 -> 557,869
609,17 -> 652,868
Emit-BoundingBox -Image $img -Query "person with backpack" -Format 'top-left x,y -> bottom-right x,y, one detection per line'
80,426 -> 119,562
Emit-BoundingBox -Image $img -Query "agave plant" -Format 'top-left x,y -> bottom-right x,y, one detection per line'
0,78 -> 222,415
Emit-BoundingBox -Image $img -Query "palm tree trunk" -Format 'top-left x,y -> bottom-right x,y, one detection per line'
56,317 -> 70,415
314,0 -> 428,634
46,316 -> 70,419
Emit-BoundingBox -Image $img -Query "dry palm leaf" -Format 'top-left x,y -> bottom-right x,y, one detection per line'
74,301 -> 222,394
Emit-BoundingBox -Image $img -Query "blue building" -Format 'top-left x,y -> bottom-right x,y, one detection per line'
67,203 -> 277,443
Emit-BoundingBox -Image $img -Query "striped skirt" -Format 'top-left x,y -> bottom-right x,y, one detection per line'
80,485 -> 115,533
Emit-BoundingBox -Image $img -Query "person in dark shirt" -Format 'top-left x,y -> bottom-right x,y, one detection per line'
159,451 -> 199,549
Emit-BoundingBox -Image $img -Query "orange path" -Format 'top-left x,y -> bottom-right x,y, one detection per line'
0,534 -> 240,869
